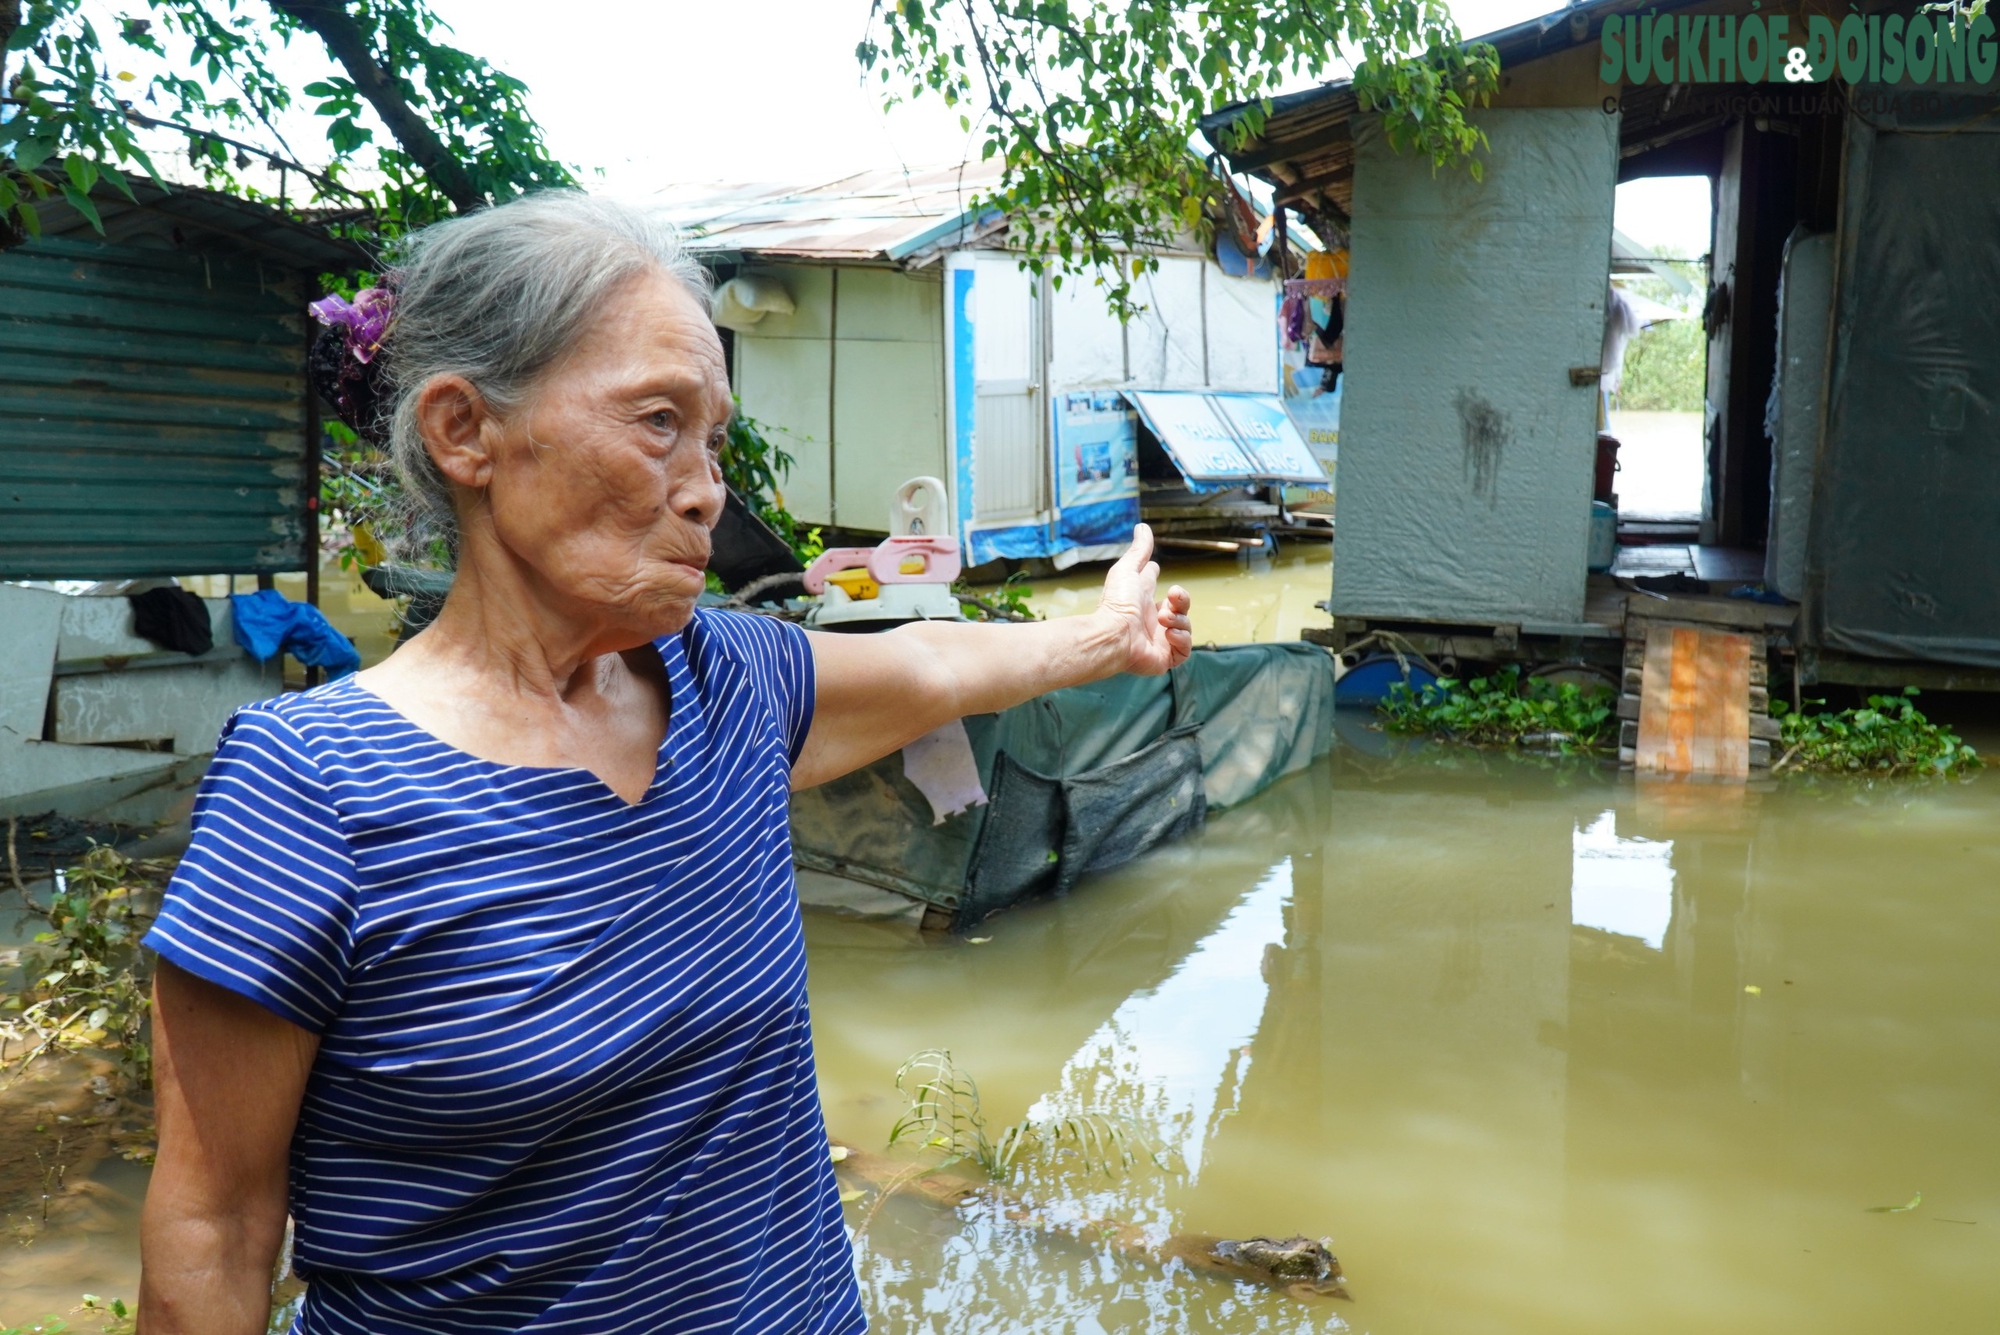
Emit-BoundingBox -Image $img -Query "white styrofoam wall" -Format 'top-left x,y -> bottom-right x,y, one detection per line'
1,585 -> 175,808
1,585 -> 283,810
1125,258 -> 1206,387
52,658 -> 280,753
1206,273 -> 1279,392
1334,108 -> 1620,626
0,583 -> 62,747
1047,275 -> 1127,387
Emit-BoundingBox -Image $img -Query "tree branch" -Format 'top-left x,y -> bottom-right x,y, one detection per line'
0,0 -> 19,102
262,0 -> 484,212
2,97 -> 374,206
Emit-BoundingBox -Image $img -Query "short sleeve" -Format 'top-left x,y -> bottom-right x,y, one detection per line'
143,706 -> 357,1033
693,610 -> 817,764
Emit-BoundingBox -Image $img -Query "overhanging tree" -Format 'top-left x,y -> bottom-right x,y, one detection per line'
857,0 -> 1499,313
0,0 -> 571,240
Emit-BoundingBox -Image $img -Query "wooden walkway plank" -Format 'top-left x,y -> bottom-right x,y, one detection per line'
1635,624 -> 1752,778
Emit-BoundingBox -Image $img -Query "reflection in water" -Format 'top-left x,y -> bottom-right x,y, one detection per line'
1571,811 -> 1675,949
1031,859 -> 1292,1189
812,750 -> 2000,1334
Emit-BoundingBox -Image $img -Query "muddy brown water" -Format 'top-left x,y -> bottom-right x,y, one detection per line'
5,638 -> 1999,1329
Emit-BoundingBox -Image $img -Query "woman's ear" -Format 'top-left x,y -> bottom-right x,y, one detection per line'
415,374 -> 497,489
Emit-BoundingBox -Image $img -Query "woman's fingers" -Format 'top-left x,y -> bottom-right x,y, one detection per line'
1125,522 -> 1157,570
1149,583 -> 1191,665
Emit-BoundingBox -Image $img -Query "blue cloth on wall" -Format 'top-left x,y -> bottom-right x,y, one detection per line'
229,590 -> 362,678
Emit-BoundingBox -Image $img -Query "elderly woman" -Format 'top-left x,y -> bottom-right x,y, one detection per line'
136,193 -> 1191,1334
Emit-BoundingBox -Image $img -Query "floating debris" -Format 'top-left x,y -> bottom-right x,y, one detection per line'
830,1138 -> 1348,1302
1865,1192 -> 1922,1215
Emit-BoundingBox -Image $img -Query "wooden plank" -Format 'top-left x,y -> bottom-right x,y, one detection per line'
1634,625 -> 1752,778
1695,629 -> 1750,775
1624,594 -> 1798,632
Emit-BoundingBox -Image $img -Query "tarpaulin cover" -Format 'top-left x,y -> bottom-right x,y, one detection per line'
788,641 -> 1336,927
1334,109 -> 1617,626
1764,228 -> 1833,602
1813,108 -> 2000,667
1124,391 -> 1329,487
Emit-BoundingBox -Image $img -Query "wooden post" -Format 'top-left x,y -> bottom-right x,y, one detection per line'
303,302 -> 323,688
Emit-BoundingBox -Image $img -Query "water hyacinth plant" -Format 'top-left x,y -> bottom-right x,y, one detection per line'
1771,689 -> 1981,779
1379,667 -> 1616,753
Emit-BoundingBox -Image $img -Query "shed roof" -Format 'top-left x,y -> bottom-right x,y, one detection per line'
655,163 -> 1007,264
1200,0 -> 1706,220
26,172 -> 374,274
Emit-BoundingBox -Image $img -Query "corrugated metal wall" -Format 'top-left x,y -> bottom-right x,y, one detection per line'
0,237 -> 309,578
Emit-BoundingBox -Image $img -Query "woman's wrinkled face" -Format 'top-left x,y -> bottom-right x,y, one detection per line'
468,268 -> 731,644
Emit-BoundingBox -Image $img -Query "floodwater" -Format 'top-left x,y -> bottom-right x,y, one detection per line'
807,747 -> 2000,1334
1021,541 -> 1334,645
7,612 -> 2000,1330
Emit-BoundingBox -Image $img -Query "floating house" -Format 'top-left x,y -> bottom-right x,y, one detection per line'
1205,0 -> 2000,693
657,167 -> 1331,569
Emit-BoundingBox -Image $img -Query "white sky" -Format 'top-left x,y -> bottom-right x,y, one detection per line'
1614,177 -> 1715,263
436,0 -> 1712,256
83,0 -> 1713,257
427,0 -> 1568,191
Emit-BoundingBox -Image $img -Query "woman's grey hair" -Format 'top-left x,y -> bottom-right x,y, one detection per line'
382,191 -> 713,561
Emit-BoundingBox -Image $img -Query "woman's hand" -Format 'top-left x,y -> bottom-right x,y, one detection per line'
1093,523 -> 1193,677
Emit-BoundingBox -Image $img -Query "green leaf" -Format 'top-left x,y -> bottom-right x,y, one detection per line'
92,160 -> 136,202
64,153 -> 98,196
14,136 -> 58,174
58,183 -> 99,232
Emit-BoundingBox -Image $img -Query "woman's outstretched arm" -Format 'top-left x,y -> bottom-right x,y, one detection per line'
792,523 -> 1193,791
138,960 -> 317,1334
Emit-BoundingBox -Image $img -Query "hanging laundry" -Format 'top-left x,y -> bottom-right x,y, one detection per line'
1308,286 -> 1345,368
1601,283 -> 1648,399
1281,291 -> 1309,347
1304,250 -> 1349,281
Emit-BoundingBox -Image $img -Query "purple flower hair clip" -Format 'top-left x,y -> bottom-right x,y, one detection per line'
309,286 -> 396,364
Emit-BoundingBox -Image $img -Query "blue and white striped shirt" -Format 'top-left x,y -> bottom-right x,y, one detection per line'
145,610 -> 864,1334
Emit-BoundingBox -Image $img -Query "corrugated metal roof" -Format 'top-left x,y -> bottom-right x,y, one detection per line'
31,173 -> 374,275
0,237 -> 311,578
655,164 -> 1007,262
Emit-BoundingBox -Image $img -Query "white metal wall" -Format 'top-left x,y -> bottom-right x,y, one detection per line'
731,265 -> 946,531
735,251 -> 1281,538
